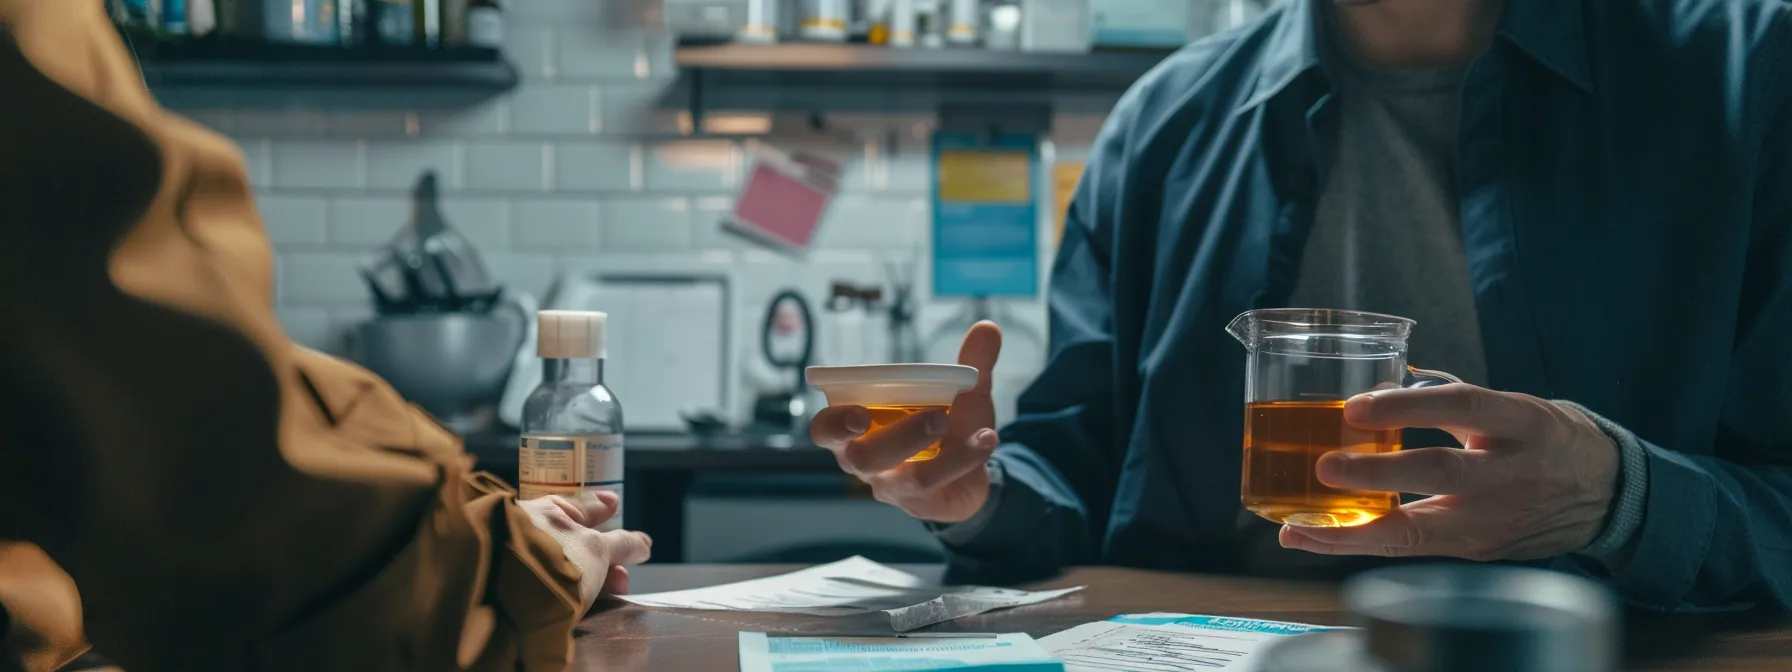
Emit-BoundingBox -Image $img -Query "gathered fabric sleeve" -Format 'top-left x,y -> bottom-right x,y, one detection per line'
0,1 -> 587,669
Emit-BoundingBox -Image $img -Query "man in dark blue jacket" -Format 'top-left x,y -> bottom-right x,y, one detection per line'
811,0 -> 1792,611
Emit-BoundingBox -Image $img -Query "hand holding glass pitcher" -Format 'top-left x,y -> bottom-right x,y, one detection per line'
1230,309 -> 1625,562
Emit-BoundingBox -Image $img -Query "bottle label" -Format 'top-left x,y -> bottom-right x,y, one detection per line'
467,8 -> 503,48
518,434 -> 625,531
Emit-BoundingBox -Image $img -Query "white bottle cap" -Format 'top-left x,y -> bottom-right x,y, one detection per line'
538,310 -> 607,359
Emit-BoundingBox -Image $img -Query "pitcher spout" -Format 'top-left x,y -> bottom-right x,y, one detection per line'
1226,310 -> 1257,349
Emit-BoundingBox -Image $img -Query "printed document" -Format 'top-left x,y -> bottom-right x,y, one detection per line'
1037,613 -> 1349,671
739,631 -> 1065,672
622,556 -> 1081,631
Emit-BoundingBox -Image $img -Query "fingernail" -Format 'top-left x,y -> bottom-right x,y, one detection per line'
845,408 -> 870,433
973,428 -> 999,450
924,410 -> 949,435
1316,453 -> 1351,482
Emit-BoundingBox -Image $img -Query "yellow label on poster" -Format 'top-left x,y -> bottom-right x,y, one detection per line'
1052,161 -> 1085,245
937,150 -> 1032,203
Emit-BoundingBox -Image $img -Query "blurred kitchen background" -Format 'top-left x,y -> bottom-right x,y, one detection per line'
112,0 -> 1267,563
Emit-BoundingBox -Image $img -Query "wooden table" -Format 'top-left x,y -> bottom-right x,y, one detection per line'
578,565 -> 1792,671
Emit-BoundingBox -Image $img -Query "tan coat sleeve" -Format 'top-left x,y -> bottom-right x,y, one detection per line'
0,1 -> 583,670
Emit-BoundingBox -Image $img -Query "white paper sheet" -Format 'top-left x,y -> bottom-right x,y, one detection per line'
622,556 -> 1083,631
1037,613 -> 1349,672
738,631 -> 1065,672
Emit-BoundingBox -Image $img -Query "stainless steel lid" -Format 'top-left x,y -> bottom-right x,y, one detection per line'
1259,564 -> 1619,672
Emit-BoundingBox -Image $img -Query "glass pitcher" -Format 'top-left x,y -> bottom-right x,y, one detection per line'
1225,308 -> 1461,528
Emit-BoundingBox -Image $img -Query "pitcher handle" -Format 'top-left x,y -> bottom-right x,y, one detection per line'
1404,366 -> 1463,389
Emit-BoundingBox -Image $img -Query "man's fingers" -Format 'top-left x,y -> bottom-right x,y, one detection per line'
605,565 -> 631,596
545,496 -> 587,526
957,321 -> 1003,397
1315,447 -> 1497,495
835,409 -> 949,475
879,429 -> 999,495
596,529 -> 653,566
1278,504 -> 1471,558
810,405 -> 871,448
1345,384 -> 1542,441
565,491 -> 620,528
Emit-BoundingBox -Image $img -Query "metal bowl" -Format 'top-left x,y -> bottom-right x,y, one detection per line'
1346,564 -> 1618,672
1258,564 -> 1618,672
346,309 -> 526,433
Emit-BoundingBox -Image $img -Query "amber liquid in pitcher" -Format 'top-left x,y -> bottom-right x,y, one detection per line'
866,404 -> 951,461
1242,400 -> 1400,528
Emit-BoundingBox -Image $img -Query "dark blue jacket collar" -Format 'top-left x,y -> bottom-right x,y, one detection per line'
1238,0 -> 1593,113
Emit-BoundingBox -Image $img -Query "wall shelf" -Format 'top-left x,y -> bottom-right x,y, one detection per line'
670,40 -> 1171,130
130,40 -> 520,110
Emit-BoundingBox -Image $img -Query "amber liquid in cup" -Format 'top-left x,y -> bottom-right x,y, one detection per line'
866,404 -> 951,461
1242,400 -> 1401,528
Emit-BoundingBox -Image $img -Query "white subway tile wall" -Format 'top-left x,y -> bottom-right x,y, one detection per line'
173,3 -> 1108,421
554,141 -> 637,191
509,84 -> 602,135
257,195 -> 329,246
367,141 -> 463,189
464,141 -> 551,191
513,198 -> 603,249
329,196 -> 409,247
271,141 -> 366,189
602,197 -> 694,251
440,197 -> 515,252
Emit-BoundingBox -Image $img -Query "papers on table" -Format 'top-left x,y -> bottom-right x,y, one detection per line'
739,632 -> 1065,672
623,556 -> 1084,632
1037,613 -> 1348,672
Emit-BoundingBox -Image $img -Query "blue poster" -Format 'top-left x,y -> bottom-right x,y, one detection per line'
931,133 -> 1040,298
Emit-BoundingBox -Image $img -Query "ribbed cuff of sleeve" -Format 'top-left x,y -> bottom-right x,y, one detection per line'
924,459 -> 1006,547
1556,401 -> 1650,568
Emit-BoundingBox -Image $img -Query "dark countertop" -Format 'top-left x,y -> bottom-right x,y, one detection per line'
463,429 -> 838,474
463,429 -> 851,563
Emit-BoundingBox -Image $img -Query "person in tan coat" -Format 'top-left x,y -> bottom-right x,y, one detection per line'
0,1 -> 651,670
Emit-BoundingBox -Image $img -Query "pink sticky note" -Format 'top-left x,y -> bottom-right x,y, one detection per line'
726,151 -> 839,254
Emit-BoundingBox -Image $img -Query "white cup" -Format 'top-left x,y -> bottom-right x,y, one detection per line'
806,364 -> 979,461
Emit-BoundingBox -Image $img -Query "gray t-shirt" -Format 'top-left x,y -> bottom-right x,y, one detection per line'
1288,57 -> 1489,387
1238,41 -> 1490,577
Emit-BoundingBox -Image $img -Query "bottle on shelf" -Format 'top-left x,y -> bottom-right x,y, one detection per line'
916,0 -> 945,47
946,0 -> 978,45
465,0 -> 503,48
889,0 -> 916,47
162,0 -> 188,35
518,311 -> 626,531
739,0 -> 779,44
412,0 -> 442,47
799,0 -> 849,42
336,0 -> 361,45
189,0 -> 217,36
372,0 -> 414,45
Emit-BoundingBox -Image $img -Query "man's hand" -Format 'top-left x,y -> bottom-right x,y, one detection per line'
809,321 -> 1004,523
520,492 -> 652,610
1279,383 -> 1620,561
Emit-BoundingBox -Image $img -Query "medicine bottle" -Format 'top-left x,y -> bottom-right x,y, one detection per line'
518,310 -> 625,530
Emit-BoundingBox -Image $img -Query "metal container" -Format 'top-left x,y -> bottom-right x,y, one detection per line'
1259,564 -> 1619,672
345,307 -> 527,434
664,0 -> 753,39
799,0 -> 848,41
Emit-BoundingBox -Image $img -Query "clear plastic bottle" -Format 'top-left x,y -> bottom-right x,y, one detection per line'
518,310 -> 625,531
